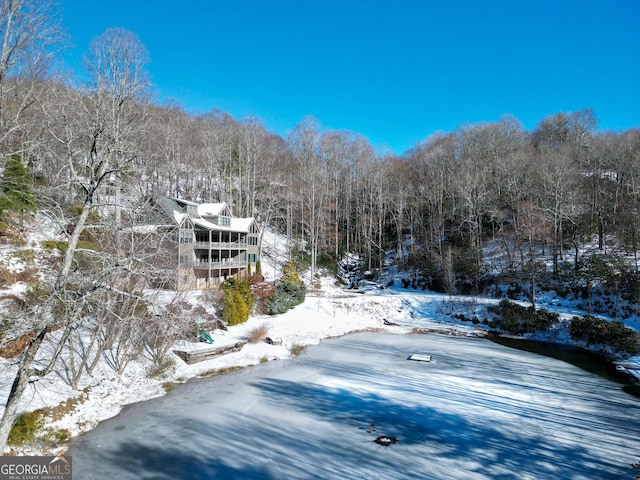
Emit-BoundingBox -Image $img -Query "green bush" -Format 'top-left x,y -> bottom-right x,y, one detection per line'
267,281 -> 306,315
570,315 -> 607,346
316,250 -> 338,275
0,155 -> 36,218
7,409 -> 72,450
221,278 -> 253,325
40,426 -> 71,450
8,411 -> 45,447
619,269 -> 640,304
281,260 -> 303,285
487,299 -> 559,335
291,249 -> 311,273
267,260 -> 306,315
41,239 -> 68,252
570,315 -> 640,355
534,308 -> 560,331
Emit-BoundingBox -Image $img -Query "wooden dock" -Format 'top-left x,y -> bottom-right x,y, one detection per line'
173,342 -> 244,365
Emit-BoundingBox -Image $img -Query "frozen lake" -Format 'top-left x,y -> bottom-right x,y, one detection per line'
68,332 -> 640,479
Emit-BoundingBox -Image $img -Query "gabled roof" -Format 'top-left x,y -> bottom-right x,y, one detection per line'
192,217 -> 253,233
198,203 -> 230,217
157,196 -> 254,233
156,196 -> 182,217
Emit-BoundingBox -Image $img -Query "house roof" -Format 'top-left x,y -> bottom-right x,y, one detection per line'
198,203 -> 228,217
159,196 -> 253,233
192,217 -> 252,233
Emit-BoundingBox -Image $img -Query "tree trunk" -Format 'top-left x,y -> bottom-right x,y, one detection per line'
0,146 -> 106,453
0,328 -> 47,450
598,211 -> 604,251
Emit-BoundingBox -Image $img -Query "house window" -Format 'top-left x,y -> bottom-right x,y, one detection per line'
173,232 -> 191,244
248,236 -> 258,246
248,254 -> 257,263
219,216 -> 230,227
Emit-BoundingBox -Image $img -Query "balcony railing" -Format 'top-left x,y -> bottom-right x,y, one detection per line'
194,241 -> 248,248
193,260 -> 247,270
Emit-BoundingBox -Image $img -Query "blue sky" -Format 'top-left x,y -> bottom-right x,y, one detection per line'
59,0 -> 640,154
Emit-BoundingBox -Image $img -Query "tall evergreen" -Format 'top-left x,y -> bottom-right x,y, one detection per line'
0,155 -> 36,218
267,260 -> 306,315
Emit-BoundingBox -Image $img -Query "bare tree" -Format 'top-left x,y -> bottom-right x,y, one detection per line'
617,130 -> 640,272
145,104 -> 197,197
406,133 -> 456,281
83,27 -> 151,231
197,109 -> 238,201
289,116 -> 327,279
451,124 -> 496,292
0,0 -> 65,155
0,26 -> 151,452
319,130 -> 373,260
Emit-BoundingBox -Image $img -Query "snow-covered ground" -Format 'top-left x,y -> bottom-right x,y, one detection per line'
67,331 -> 640,480
2,278 -> 639,454
0,278 -> 480,445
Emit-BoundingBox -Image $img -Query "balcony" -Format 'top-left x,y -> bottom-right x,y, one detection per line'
193,260 -> 247,270
194,241 -> 248,248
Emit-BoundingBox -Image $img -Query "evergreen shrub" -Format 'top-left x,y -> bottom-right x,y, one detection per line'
570,315 -> 640,355
291,248 -> 311,273
0,155 -> 36,218
267,281 -> 306,315
221,277 -> 253,325
8,409 -> 72,450
267,260 -> 306,315
41,239 -> 68,252
7,411 -> 44,447
487,299 -> 559,335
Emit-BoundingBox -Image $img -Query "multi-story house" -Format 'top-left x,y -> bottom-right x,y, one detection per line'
149,196 -> 260,290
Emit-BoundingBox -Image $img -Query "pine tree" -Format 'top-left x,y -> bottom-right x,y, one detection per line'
281,260 -> 302,285
0,155 -> 36,218
267,260 -> 306,315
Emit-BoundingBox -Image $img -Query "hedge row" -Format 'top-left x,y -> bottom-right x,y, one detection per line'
570,315 -> 640,355
487,299 -> 559,335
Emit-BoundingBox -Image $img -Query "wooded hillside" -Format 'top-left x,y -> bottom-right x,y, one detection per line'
0,1 -> 638,303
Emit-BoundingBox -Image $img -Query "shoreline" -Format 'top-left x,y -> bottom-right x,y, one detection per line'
488,334 -> 640,391
54,323 -> 490,453
61,325 -> 634,455
3,288 -> 639,455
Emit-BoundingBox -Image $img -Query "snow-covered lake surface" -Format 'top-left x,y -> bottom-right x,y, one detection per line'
68,332 -> 640,480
